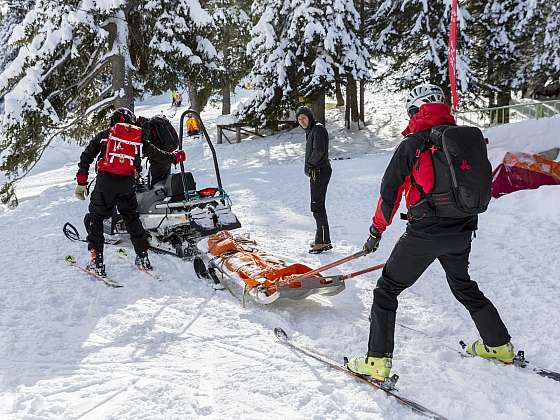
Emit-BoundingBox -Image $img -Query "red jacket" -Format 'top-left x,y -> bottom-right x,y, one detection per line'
372,103 -> 456,232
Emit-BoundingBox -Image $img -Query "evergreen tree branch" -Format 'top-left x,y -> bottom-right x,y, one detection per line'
5,93 -> 118,186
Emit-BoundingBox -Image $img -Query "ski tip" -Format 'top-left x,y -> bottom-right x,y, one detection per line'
274,328 -> 288,341
343,356 -> 349,365
64,255 -> 77,264
459,340 -> 467,349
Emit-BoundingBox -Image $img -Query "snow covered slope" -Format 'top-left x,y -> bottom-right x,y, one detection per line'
484,114 -> 560,166
1,96 -> 559,419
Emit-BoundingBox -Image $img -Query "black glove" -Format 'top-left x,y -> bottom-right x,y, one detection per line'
363,225 -> 382,254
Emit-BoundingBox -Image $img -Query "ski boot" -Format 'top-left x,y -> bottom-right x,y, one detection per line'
86,249 -> 107,277
309,243 -> 333,254
466,340 -> 515,364
346,355 -> 392,382
135,252 -> 153,271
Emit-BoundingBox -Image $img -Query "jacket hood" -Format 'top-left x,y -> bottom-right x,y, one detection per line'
296,106 -> 316,129
401,103 -> 455,136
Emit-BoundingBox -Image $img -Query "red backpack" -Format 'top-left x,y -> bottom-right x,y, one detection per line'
97,123 -> 142,176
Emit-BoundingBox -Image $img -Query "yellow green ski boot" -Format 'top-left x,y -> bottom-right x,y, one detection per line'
345,356 -> 392,381
465,340 -> 515,364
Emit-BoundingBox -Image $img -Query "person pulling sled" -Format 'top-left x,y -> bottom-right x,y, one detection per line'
345,84 -> 515,381
74,107 -> 187,276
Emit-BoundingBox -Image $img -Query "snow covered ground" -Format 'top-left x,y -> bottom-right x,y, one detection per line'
1,95 -> 559,419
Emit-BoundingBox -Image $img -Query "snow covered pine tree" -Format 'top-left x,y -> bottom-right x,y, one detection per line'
367,0 -> 472,99
241,0 -> 370,125
0,0 -> 220,206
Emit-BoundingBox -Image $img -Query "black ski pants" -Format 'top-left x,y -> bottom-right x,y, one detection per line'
310,165 -> 332,245
368,231 -> 511,357
85,180 -> 148,257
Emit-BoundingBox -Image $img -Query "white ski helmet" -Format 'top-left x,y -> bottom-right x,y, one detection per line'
405,84 -> 445,117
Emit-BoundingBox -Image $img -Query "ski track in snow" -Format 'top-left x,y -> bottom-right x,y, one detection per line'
1,95 -> 559,419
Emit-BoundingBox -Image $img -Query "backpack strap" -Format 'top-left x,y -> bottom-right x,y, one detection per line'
407,131 -> 438,221
409,130 -> 434,199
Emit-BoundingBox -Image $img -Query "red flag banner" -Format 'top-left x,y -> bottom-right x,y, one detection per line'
448,0 -> 459,111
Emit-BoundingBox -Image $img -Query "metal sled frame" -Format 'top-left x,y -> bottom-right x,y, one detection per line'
177,109 -> 227,203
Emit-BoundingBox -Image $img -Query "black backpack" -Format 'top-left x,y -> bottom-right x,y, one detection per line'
142,116 -> 179,152
409,125 -> 492,219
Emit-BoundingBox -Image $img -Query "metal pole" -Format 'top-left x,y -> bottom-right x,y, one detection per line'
178,110 -> 190,200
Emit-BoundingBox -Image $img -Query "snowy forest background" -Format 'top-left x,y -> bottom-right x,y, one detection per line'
0,0 -> 559,206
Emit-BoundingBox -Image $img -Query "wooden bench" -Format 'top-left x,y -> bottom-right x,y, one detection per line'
216,117 -> 297,144
216,114 -> 265,144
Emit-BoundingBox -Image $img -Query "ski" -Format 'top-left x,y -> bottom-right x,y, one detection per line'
116,248 -> 162,280
274,328 -> 448,420
64,255 -> 123,288
459,340 -> 560,382
396,323 -> 560,383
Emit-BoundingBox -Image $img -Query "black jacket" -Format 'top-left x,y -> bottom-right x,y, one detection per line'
77,127 -> 176,178
304,121 -> 330,176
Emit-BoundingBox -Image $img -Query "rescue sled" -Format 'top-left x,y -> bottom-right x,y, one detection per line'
104,110 -> 241,258
195,231 -> 384,304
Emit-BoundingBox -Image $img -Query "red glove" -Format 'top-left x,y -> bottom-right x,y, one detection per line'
76,173 -> 88,186
173,150 -> 186,164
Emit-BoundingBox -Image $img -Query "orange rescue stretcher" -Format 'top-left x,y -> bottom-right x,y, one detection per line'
197,230 -> 384,304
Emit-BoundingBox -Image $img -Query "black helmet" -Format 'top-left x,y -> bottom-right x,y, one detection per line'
110,107 -> 136,127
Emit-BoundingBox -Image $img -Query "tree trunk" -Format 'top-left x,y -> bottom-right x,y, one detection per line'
188,83 -> 203,112
107,20 -> 134,111
188,82 -> 211,113
359,80 -> 365,124
335,80 -> 345,107
496,88 -> 511,124
222,81 -> 231,115
487,62 -> 497,124
345,82 -> 350,129
221,41 -> 231,115
348,76 -> 359,125
344,76 -> 359,129
358,0 -> 365,124
311,90 -> 326,126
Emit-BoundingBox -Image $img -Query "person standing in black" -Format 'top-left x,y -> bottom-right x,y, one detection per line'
296,106 -> 332,254
74,108 -> 186,276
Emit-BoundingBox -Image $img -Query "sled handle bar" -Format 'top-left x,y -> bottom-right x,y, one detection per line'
319,263 -> 385,283
295,250 -> 368,280
179,109 -> 223,193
